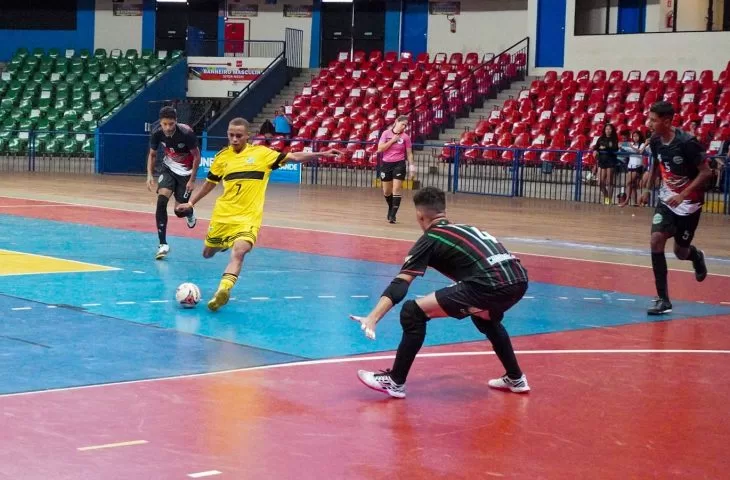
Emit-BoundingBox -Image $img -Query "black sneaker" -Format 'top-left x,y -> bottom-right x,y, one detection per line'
693,249 -> 707,282
648,297 -> 672,315
389,215 -> 396,224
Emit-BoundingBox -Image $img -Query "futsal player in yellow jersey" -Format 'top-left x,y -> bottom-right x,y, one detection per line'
176,117 -> 341,311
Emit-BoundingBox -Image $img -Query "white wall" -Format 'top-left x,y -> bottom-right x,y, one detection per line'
227,0 -> 312,68
528,0 -> 730,75
426,0 -> 528,56
565,0 -> 730,73
94,0 -> 143,53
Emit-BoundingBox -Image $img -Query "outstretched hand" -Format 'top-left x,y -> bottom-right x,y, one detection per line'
319,149 -> 344,158
350,314 -> 376,340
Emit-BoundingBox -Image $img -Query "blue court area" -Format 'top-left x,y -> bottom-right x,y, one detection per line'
1,214 -> 729,394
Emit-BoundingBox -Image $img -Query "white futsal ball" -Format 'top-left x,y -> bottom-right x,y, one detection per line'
175,282 -> 201,308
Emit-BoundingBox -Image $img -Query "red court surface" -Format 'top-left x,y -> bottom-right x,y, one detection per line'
2,196 -> 730,479
1,318 -> 729,479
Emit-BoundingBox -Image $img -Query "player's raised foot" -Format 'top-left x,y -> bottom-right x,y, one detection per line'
692,249 -> 707,282
488,374 -> 530,393
647,297 -> 672,315
207,287 -> 230,312
186,212 -> 197,229
155,244 -> 170,260
357,369 -> 406,398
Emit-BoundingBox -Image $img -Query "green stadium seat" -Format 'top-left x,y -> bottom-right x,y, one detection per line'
36,118 -> 52,132
94,48 -> 107,59
62,137 -> 79,155
15,47 -> 29,58
48,48 -> 60,59
81,137 -> 95,155
32,48 -> 44,58
8,134 -> 28,155
125,49 -> 138,59
110,49 -> 122,59
18,117 -> 36,131
0,138 -> 7,154
79,49 -> 91,59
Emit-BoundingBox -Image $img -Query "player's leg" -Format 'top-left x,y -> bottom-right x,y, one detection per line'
671,210 -> 706,282
389,161 -> 406,223
172,174 -> 197,229
649,204 -> 675,314
358,283 -> 481,398
207,225 -> 258,312
155,170 -> 175,259
381,164 -> 394,222
598,167 -> 609,203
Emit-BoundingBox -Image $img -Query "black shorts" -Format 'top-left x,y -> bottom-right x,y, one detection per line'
628,166 -> 645,175
380,160 -> 406,182
435,281 -> 528,321
651,202 -> 702,248
597,156 -> 617,170
157,166 -> 191,203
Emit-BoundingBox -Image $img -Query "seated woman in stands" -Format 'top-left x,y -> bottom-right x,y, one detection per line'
593,123 -> 619,205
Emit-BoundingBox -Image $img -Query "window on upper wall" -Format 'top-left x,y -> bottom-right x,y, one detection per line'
574,0 -> 730,35
0,0 -> 77,30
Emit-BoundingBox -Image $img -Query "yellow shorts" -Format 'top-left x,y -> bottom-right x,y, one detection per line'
204,222 -> 260,249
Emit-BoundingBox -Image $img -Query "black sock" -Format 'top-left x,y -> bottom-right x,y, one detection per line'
473,317 -> 523,379
391,195 -> 402,217
385,194 -> 393,212
687,245 -> 700,263
390,305 -> 429,385
651,252 -> 669,301
156,195 -> 169,244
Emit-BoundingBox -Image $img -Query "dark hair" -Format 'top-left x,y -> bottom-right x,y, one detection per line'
650,101 -> 675,119
601,123 -> 618,142
159,106 -> 177,120
631,130 -> 644,143
413,186 -> 446,214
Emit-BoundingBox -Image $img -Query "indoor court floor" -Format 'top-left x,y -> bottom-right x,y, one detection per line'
1,173 -> 729,479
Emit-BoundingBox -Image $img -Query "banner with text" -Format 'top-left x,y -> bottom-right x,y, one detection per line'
187,57 -> 277,98
198,150 -> 302,184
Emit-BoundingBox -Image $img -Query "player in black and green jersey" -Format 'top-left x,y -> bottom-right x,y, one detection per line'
350,186 -> 530,399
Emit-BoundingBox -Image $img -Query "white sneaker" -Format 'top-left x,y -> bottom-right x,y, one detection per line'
488,374 -> 530,393
155,244 -> 170,260
186,212 -> 197,229
357,369 -> 406,398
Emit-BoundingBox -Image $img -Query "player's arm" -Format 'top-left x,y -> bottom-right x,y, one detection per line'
377,134 -> 400,153
187,147 -> 201,192
639,143 -> 661,205
175,158 -> 222,215
406,136 -> 415,177
350,274 -> 416,339
278,149 -> 342,166
146,148 -> 157,191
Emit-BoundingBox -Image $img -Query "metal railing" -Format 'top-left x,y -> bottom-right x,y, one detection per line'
188,39 -> 286,59
2,132 -> 727,215
285,28 -> 304,72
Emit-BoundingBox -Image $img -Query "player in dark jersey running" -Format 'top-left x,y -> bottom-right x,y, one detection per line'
640,101 -> 710,315
146,106 -> 201,260
350,186 -> 530,398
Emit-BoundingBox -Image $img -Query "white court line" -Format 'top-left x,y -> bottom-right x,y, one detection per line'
188,471 -> 222,478
1,349 -> 729,399
523,296 -> 534,299
148,300 -> 169,304
10,307 -> 32,311
722,302 -> 730,305
617,298 -> 636,302
81,303 -> 101,307
115,301 -> 136,305
132,270 -> 145,274
318,295 -> 336,299
583,297 -> 601,300
351,295 -> 369,298
46,305 -> 57,309
250,297 -> 269,301
5,194 -> 729,278
558,296 -> 568,300
77,440 -> 148,451
284,296 -> 303,300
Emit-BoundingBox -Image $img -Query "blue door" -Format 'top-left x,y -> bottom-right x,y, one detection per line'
617,0 -> 646,34
535,0 -> 567,67
401,0 -> 428,56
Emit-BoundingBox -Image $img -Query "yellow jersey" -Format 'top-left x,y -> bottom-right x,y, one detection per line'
206,144 -> 287,225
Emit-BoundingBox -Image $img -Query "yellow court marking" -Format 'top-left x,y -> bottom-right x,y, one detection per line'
0,249 -> 119,277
